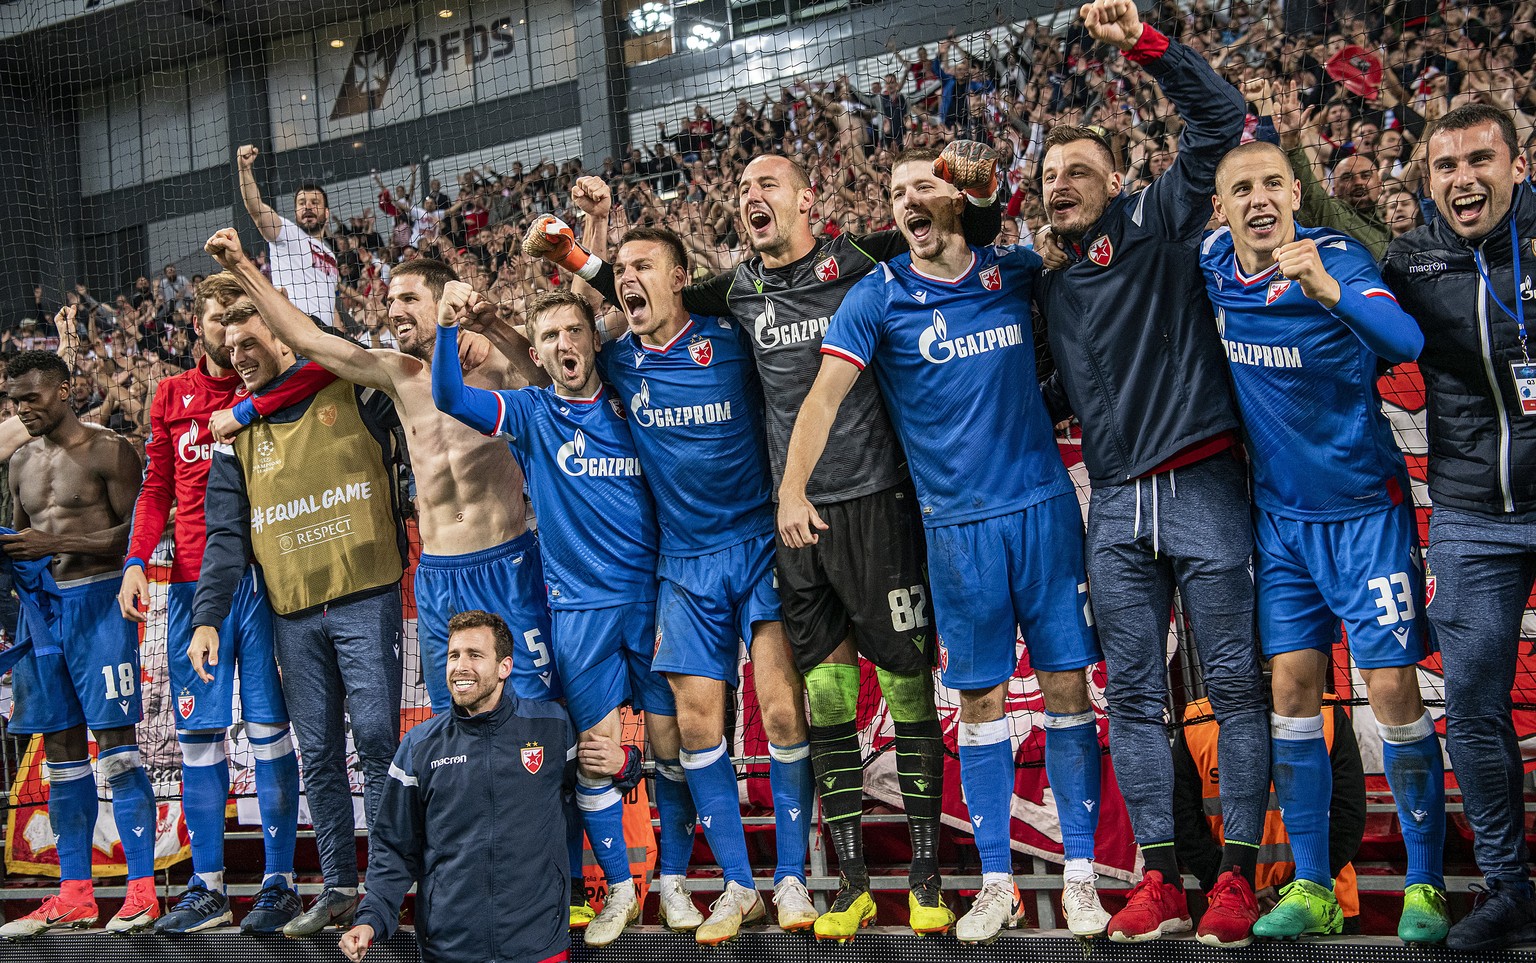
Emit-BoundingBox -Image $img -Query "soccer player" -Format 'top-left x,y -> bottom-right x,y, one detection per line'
1032,0 -> 1269,944
0,352 -> 156,937
191,299 -> 407,938
1381,104 -> 1536,953
780,148 -> 1105,946
117,274 -> 331,933
430,286 -> 692,945
338,611 -> 576,963
527,141 -> 1000,939
1202,140 -> 1447,944
237,144 -> 339,327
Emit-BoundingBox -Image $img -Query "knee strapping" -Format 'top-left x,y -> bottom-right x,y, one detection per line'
97,746 -> 143,782
876,667 -> 937,724
655,759 -> 687,783
178,730 -> 227,768
768,741 -> 810,764
804,662 -> 859,726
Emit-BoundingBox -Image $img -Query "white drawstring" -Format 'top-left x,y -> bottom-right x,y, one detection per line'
1151,476 -> 1160,558
1132,469 -> 1179,558
1133,477 -> 1142,539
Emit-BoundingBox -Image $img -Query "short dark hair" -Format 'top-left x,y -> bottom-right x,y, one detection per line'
447,610 -> 514,661
6,351 -> 70,385
195,273 -> 245,312
390,258 -> 458,300
1425,104 -> 1520,161
619,226 -> 688,272
295,181 -> 329,206
1043,125 -> 1117,169
221,300 -> 266,328
893,146 -> 944,171
1214,140 -> 1290,189
524,289 -> 595,342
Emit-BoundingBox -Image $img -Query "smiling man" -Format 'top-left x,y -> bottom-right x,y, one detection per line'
1382,104 -> 1536,953
1202,140 -> 1444,946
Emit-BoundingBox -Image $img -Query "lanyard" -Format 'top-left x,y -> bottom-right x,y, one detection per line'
1474,216 -> 1528,363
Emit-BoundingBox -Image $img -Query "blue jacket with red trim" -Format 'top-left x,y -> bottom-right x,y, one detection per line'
1036,25 -> 1247,485
355,686 -> 575,963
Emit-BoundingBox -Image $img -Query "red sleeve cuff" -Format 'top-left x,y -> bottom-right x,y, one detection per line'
1124,24 -> 1170,65
820,345 -> 866,371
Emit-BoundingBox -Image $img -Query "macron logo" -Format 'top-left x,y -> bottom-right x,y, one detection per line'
700,816 -> 713,829
430,754 -> 467,769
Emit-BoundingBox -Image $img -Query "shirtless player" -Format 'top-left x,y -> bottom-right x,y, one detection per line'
0,351 -> 158,938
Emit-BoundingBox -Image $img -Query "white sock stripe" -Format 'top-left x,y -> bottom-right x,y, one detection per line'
251,735 -> 296,761
46,760 -> 93,782
97,747 -> 144,781
655,761 -> 687,782
180,740 -> 227,768
768,742 -> 810,764
1378,710 -> 1435,745
577,773 -> 615,790
680,740 -> 728,770
576,787 -> 624,812
245,721 -> 291,742
1043,711 -> 1095,729
1270,712 -> 1326,740
958,718 -> 1011,747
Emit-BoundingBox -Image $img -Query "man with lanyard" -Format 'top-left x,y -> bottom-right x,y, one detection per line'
1382,103 -> 1536,953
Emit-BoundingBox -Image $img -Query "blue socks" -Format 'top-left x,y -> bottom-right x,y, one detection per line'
247,722 -> 299,880
958,718 -> 1015,876
654,758 -> 697,877
46,760 -> 97,881
768,741 -> 814,884
1379,711 -> 1447,890
680,740 -> 752,887
178,732 -> 230,882
1043,710 -> 1101,862
577,774 -> 632,888
1271,713 -> 1332,887
99,745 -> 156,879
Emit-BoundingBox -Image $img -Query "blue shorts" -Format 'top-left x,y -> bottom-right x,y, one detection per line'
416,530 -> 557,711
1256,501 -> 1429,669
165,566 -> 287,730
10,573 -> 142,735
653,532 -> 782,685
926,494 -> 1102,690
553,600 -> 675,732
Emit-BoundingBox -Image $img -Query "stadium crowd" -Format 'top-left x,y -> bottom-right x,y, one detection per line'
3,0 -> 1536,959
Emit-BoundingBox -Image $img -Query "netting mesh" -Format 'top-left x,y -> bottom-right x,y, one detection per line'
0,0 -> 1533,881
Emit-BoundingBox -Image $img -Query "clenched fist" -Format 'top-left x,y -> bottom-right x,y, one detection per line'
934,140 -> 999,200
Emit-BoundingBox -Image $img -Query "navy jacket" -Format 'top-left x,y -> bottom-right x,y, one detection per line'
1036,27 -> 1246,485
355,687 -> 576,963
1381,184 -> 1536,515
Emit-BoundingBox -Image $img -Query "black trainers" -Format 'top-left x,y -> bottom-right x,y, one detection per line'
1447,879 -> 1536,952
154,880 -> 233,934
243,877 -> 304,934
280,887 -> 359,938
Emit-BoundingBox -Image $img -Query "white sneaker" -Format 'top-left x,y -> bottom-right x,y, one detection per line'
1062,876 -> 1111,938
655,875 -> 703,933
772,877 -> 818,932
695,881 -> 765,945
584,881 -> 640,947
956,878 -> 1023,945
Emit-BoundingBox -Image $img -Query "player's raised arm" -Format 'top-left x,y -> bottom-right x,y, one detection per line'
777,354 -> 861,548
430,285 -> 506,436
206,228 -> 394,392
237,145 -> 284,244
1274,236 -> 1422,363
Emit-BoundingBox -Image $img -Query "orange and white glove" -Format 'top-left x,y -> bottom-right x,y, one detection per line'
934,140 -> 999,204
522,215 -> 602,279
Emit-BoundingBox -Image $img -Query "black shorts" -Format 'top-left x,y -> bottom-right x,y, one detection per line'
775,482 -> 936,675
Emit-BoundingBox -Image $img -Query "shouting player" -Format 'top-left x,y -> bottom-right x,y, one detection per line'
431,286 -> 691,945
0,352 -> 155,937
781,148 -> 1106,945
1202,141 -> 1447,944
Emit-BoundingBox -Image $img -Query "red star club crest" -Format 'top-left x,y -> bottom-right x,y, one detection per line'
1087,236 -> 1113,267
688,336 -> 713,367
177,692 -> 195,719
815,256 -> 839,282
521,743 -> 544,774
980,265 -> 1001,291
1266,277 -> 1292,305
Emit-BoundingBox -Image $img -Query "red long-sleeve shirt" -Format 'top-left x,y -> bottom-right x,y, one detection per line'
126,359 -> 338,581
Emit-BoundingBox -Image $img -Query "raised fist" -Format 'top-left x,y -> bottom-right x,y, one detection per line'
934,140 -> 1000,200
437,279 -> 476,328
237,145 -> 259,170
1080,0 -> 1144,52
205,228 -> 246,270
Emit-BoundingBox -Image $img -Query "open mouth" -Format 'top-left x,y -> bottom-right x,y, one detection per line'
452,678 -> 475,692
1247,214 -> 1278,235
561,356 -> 579,378
1451,193 -> 1487,223
906,215 -> 933,243
396,322 -> 414,338
747,209 -> 772,231
622,290 -> 648,317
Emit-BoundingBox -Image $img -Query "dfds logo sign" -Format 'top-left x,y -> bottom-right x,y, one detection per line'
331,16 -> 518,120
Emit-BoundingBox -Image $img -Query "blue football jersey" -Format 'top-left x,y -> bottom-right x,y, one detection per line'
492,384 -> 660,609
1201,225 -> 1410,521
597,315 -> 775,557
820,245 -> 1072,527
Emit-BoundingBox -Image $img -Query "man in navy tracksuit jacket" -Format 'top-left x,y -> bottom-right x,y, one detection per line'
1032,0 -> 1269,945
342,610 -> 575,963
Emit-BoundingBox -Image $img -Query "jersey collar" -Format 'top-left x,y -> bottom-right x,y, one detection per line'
641,318 -> 696,353
908,249 -> 977,285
